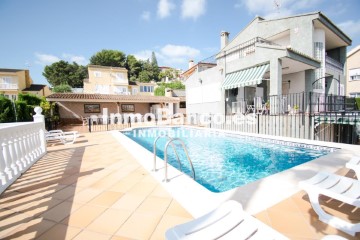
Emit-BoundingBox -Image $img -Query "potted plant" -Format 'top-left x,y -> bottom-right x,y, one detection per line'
293,104 -> 299,114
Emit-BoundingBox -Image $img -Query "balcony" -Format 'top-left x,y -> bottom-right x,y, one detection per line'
325,56 -> 343,74
0,83 -> 18,90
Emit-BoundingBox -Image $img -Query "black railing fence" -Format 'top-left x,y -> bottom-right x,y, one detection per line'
230,92 -> 357,116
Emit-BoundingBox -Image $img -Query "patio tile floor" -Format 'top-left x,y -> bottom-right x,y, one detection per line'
0,130 -> 359,239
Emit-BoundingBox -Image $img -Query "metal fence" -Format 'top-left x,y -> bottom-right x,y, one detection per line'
230,92 -> 357,116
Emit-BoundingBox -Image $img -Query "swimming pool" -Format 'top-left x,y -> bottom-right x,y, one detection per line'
122,127 -> 336,193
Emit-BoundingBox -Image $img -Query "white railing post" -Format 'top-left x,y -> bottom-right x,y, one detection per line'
33,106 -> 46,154
0,106 -> 47,193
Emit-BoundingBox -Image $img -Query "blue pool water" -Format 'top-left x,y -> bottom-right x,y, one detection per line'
122,127 -> 335,193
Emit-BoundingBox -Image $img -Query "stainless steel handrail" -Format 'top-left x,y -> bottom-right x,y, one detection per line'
164,138 -> 195,182
153,135 -> 182,172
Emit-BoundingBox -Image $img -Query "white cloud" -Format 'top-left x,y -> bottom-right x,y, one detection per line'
157,0 -> 175,19
160,44 -> 200,58
133,50 -> 154,61
34,52 -> 88,66
133,44 -> 200,67
62,53 -> 88,65
35,53 -> 61,65
141,11 -> 151,21
238,0 -> 323,19
338,20 -> 360,38
181,0 -> 206,20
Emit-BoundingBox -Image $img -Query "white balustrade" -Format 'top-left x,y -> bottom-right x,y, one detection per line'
0,107 -> 47,193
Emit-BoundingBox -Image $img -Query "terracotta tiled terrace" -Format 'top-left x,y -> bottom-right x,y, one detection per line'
0,129 -> 359,239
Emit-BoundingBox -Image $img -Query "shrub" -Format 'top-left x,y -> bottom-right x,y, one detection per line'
52,84 -> 72,93
15,101 -> 32,122
0,96 -> 16,123
355,98 -> 360,110
154,86 -> 165,96
18,93 -> 41,106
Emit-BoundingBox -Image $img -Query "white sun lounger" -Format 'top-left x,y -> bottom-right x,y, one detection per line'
299,171 -> 360,236
45,130 -> 79,145
346,156 -> 360,178
165,200 -> 289,240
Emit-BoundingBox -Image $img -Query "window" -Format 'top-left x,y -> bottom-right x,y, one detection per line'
349,68 -> 360,81
113,86 -> 128,94
180,101 -> 186,108
350,92 -> 360,98
121,104 -> 135,112
93,71 -> 102,77
0,76 -> 17,89
115,73 -> 125,80
132,88 -> 138,95
95,84 -> 109,94
84,104 -> 100,113
140,85 -> 154,92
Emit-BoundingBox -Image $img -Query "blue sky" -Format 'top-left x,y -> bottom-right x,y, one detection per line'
1,0 -> 360,86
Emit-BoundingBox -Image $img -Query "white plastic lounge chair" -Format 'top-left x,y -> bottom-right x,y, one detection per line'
299,172 -> 360,236
45,130 -> 79,145
165,200 -> 288,240
346,156 -> 360,178
322,235 -> 348,240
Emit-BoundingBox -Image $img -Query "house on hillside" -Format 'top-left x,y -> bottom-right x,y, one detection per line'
346,45 -> 360,97
46,65 -> 180,124
185,12 -> 351,116
0,68 -> 51,100
84,65 -> 157,96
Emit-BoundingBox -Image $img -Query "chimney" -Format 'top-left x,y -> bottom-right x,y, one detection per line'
220,31 -> 230,49
188,60 -> 194,69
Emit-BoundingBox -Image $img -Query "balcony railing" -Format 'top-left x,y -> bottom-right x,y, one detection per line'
199,37 -> 278,66
0,83 -> 18,89
0,121 -> 46,193
325,56 -> 343,73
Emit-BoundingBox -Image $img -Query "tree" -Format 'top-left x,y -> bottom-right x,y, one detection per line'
154,81 -> 185,96
126,55 -> 142,82
90,49 -> 126,67
52,84 -> 73,93
150,52 -> 160,82
43,61 -> 87,87
159,68 -> 180,81
138,71 -> 151,83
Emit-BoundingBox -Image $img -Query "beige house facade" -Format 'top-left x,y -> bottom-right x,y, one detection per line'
0,68 -> 51,100
46,93 -> 180,124
84,65 -> 157,96
346,45 -> 360,97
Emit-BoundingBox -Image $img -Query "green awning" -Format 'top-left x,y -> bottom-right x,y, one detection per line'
222,64 -> 269,89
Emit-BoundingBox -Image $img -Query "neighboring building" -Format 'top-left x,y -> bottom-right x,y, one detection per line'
185,12 -> 351,115
84,65 -> 156,96
172,89 -> 186,115
129,81 -> 157,96
0,68 -> 51,100
46,93 -> 180,124
84,65 -> 130,95
346,45 -> 360,97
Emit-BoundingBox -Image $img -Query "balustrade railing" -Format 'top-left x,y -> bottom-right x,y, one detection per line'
0,83 -> 18,89
0,121 -> 46,193
325,56 -> 343,73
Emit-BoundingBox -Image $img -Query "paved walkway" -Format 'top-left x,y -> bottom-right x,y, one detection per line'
0,132 -> 192,239
0,130 -> 359,239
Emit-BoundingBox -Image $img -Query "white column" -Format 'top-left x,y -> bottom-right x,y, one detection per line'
269,58 -> 282,115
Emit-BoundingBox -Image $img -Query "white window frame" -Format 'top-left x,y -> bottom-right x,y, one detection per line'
349,68 -> 360,81
113,86 -> 128,94
132,88 -> 138,95
93,71 -> 102,78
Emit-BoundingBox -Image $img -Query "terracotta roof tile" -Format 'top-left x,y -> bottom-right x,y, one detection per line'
46,93 -> 180,103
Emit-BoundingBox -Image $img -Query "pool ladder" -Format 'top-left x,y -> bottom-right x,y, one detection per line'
153,135 -> 195,182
